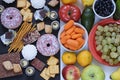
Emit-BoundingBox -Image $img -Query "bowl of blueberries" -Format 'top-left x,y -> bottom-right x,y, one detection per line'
93,0 -> 116,19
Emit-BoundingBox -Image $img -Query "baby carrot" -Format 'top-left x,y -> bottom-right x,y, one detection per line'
60,31 -> 66,38
76,38 -> 85,44
72,34 -> 82,39
61,35 -> 71,44
74,27 -> 85,34
68,45 -> 78,51
78,40 -> 85,49
65,26 -> 75,35
66,39 -> 79,48
64,43 -> 69,48
64,20 -> 74,31
71,32 -> 76,36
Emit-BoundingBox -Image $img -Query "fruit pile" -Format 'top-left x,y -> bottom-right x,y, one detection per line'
60,0 -> 120,80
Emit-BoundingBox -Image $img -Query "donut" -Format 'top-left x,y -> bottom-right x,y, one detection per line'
1,7 -> 22,29
36,34 -> 60,56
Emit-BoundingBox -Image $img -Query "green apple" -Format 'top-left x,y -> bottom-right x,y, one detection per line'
81,64 -> 105,80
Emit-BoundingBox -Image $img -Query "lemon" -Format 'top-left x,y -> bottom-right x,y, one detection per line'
82,0 -> 94,7
77,50 -> 92,67
62,52 -> 76,65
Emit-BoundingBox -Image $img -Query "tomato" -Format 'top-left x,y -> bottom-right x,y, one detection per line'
59,5 -> 81,22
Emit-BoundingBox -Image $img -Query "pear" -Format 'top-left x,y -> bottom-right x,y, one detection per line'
110,68 -> 120,80
81,64 -> 105,80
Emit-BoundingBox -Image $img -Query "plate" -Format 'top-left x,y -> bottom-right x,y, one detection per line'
89,18 -> 120,66
0,0 -> 60,80
60,1 -> 119,80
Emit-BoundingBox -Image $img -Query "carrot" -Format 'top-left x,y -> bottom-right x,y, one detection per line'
66,39 -> 79,48
72,34 -> 82,39
71,32 -> 76,36
60,31 -> 66,38
65,26 -> 75,35
76,38 -> 85,44
64,20 -> 74,31
68,45 -> 78,51
74,27 -> 85,34
78,40 -> 85,49
61,35 -> 71,44
64,43 -> 69,48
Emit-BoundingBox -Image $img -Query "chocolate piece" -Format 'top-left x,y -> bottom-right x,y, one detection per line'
23,30 -> 40,44
0,53 -> 22,78
31,58 -> 45,71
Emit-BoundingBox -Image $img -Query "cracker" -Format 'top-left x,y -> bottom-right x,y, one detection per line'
24,1 -> 30,9
37,22 -> 45,31
17,0 -> 27,8
47,56 -> 59,66
13,64 -> 22,73
45,25 -> 52,34
40,68 -> 50,80
20,9 -> 26,15
45,67 -> 55,78
49,65 -> 59,74
2,61 -> 13,71
23,12 -> 33,22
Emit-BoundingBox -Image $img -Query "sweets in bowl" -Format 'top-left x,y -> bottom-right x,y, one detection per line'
58,20 -> 88,52
89,18 -> 120,66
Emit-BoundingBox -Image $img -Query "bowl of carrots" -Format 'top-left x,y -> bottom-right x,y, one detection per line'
58,20 -> 88,52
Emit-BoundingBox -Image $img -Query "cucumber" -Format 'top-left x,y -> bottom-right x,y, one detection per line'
113,0 -> 120,20
81,7 -> 95,33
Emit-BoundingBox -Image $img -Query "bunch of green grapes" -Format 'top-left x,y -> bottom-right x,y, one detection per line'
95,23 -> 120,65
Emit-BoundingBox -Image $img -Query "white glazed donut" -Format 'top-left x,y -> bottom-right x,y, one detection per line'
1,7 -> 22,29
36,34 -> 60,56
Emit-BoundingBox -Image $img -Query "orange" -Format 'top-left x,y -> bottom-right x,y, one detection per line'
77,50 -> 92,67
62,52 -> 76,65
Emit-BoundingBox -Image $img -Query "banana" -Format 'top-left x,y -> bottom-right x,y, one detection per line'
110,68 -> 120,80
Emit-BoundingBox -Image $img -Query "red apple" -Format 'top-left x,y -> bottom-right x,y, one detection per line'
62,65 -> 80,80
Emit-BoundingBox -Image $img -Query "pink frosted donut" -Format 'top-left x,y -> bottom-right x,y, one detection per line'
36,34 -> 60,56
1,7 -> 22,29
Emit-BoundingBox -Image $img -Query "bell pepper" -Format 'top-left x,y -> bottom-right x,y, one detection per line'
61,0 -> 77,4
82,0 -> 94,7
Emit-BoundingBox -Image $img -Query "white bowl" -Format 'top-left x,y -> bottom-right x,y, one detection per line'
58,22 -> 88,52
92,0 -> 116,19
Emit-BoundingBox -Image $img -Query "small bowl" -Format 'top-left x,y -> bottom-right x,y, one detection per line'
93,0 -> 116,19
58,22 -> 88,52
89,18 -> 120,66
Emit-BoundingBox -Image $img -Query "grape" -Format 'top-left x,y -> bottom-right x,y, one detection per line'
108,24 -> 113,27
105,56 -> 110,62
98,36 -> 103,41
105,32 -> 111,37
110,52 -> 118,58
117,46 -> 120,53
97,25 -> 104,32
108,44 -> 113,49
109,27 -> 114,32
96,41 -> 101,45
118,56 -> 120,61
95,36 -> 99,40
113,59 -> 119,64
111,32 -> 116,37
106,37 -> 112,44
109,59 -> 114,65
104,25 -> 109,32
113,23 -> 117,27
102,39 -> 107,45
103,45 -> 109,53
111,47 -> 117,52
114,38 -> 120,44
101,54 -> 107,59
96,31 -> 101,36
96,45 -> 102,51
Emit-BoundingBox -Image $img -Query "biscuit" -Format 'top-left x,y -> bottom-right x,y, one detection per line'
40,68 -> 50,80
49,65 -> 59,74
17,0 -> 27,8
2,61 -> 13,71
45,25 -> 52,34
47,56 -> 59,66
13,64 -> 22,73
37,22 -> 45,31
